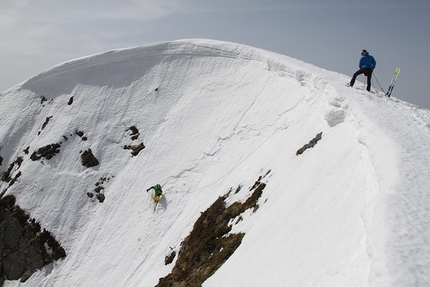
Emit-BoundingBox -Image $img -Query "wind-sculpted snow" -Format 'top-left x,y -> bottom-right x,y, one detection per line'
0,39 -> 429,286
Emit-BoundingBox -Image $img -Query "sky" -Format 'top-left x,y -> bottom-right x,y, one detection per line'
1,0 -> 430,109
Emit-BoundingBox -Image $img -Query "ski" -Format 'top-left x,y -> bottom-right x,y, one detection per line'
385,66 -> 401,97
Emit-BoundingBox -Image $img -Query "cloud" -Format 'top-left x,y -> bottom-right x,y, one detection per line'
0,0 -> 185,57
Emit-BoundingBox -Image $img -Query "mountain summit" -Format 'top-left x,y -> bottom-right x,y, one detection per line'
1,39 -> 429,286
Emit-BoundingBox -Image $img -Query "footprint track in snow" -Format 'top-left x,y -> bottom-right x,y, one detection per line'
325,97 -> 348,127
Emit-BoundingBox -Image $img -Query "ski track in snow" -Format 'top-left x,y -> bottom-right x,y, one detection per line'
1,39 -> 429,287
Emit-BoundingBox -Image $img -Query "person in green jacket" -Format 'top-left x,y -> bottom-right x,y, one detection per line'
146,184 -> 163,202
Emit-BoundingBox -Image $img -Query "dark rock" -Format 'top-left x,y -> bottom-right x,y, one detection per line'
127,126 -> 140,140
41,116 -> 52,130
9,171 -> 22,186
123,143 -> 145,156
30,144 -> 61,161
296,132 -> 323,155
164,250 -> 176,265
1,157 -> 23,182
96,193 -> 105,203
0,195 -> 66,283
94,186 -> 104,193
156,174 -> 268,287
81,149 -> 99,167
128,126 -> 139,136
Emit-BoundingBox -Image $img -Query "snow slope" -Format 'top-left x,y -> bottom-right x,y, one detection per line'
1,39 -> 430,286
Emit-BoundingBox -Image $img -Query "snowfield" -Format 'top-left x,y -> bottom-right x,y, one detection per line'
1,39 -> 429,286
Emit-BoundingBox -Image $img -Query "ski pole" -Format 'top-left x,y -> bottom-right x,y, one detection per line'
373,73 -> 384,92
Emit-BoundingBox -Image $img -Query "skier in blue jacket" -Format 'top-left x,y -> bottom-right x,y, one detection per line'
349,49 -> 376,91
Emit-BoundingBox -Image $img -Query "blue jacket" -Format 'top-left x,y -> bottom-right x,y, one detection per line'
359,52 -> 376,69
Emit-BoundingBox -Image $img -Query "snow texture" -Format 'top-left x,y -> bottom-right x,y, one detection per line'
1,39 -> 430,287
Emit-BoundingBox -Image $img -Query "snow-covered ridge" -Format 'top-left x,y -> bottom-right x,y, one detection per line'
19,39 -> 329,94
1,39 -> 429,286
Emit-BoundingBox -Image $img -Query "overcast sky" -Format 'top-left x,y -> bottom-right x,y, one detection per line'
1,0 -> 429,109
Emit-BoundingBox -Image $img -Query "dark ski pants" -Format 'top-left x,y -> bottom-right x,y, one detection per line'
350,68 -> 373,91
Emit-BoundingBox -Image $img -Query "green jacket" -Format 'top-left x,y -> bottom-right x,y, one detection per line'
148,184 -> 162,196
